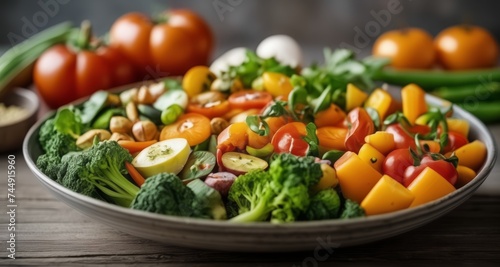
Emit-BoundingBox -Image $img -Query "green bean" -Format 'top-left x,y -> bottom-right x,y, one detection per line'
431,82 -> 500,103
371,68 -> 500,89
457,100 -> 500,124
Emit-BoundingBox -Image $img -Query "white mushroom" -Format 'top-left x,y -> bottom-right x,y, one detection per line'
209,47 -> 249,77
256,34 -> 303,68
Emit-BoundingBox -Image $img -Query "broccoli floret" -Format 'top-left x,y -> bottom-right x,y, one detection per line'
36,114 -> 80,180
56,140 -> 139,207
56,152 -> 101,199
227,153 -> 323,223
302,189 -> 341,220
340,199 -> 365,219
38,118 -> 79,157
36,153 -> 63,180
268,153 -> 323,223
131,173 -> 210,218
227,169 -> 274,222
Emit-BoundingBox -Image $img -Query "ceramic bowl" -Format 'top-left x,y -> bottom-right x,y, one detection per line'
22,88 -> 496,252
0,88 -> 39,153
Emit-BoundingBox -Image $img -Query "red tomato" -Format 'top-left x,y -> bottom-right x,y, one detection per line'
403,155 -> 458,187
344,108 -> 375,153
271,122 -> 309,157
96,46 -> 139,86
187,91 -> 230,119
443,131 -> 469,153
228,90 -> 273,110
385,124 -> 430,149
383,148 -> 414,184
109,9 -> 213,76
34,44 -> 113,108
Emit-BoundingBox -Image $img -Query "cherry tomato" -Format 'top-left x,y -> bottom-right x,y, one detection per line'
385,124 -> 430,150
435,25 -> 499,70
187,91 -> 230,119
443,131 -> 469,154
372,28 -> 436,69
344,108 -> 375,153
34,44 -> 112,109
383,148 -> 414,184
109,9 -> 213,76
403,155 -> 458,187
228,90 -> 273,110
271,122 -> 309,157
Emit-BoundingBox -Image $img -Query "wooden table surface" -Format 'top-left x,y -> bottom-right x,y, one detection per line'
1,123 -> 500,266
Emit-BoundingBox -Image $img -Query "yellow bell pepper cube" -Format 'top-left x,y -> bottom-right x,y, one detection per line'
346,83 -> 368,111
446,140 -> 487,171
364,131 -> 396,155
364,88 -> 395,119
334,151 -> 383,204
455,165 -> 477,188
358,143 -> 385,173
446,118 -> 470,138
361,175 -> 415,215
408,167 -> 456,208
401,84 -> 428,124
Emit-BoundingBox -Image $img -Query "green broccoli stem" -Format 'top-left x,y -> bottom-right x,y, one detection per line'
93,183 -> 134,207
102,164 -> 139,197
229,198 -> 272,222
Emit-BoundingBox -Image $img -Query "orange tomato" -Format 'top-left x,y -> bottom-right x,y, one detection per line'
314,104 -> 346,127
316,127 -> 348,151
435,25 -> 499,70
217,122 -> 250,152
372,28 -> 436,69
159,113 -> 211,146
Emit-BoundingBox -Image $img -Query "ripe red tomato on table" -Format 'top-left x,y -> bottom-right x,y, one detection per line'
34,43 -> 137,109
109,9 -> 213,77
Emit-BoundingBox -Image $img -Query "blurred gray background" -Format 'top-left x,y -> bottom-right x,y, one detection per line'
0,0 -> 499,64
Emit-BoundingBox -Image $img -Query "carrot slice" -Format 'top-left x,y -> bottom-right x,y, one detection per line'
159,113 -> 211,146
125,161 -> 146,186
118,140 -> 157,154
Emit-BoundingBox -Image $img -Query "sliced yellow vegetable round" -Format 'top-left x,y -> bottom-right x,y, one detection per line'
221,152 -> 268,174
132,138 -> 191,178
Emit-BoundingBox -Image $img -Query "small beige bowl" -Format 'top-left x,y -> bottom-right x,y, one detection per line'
0,88 -> 39,152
